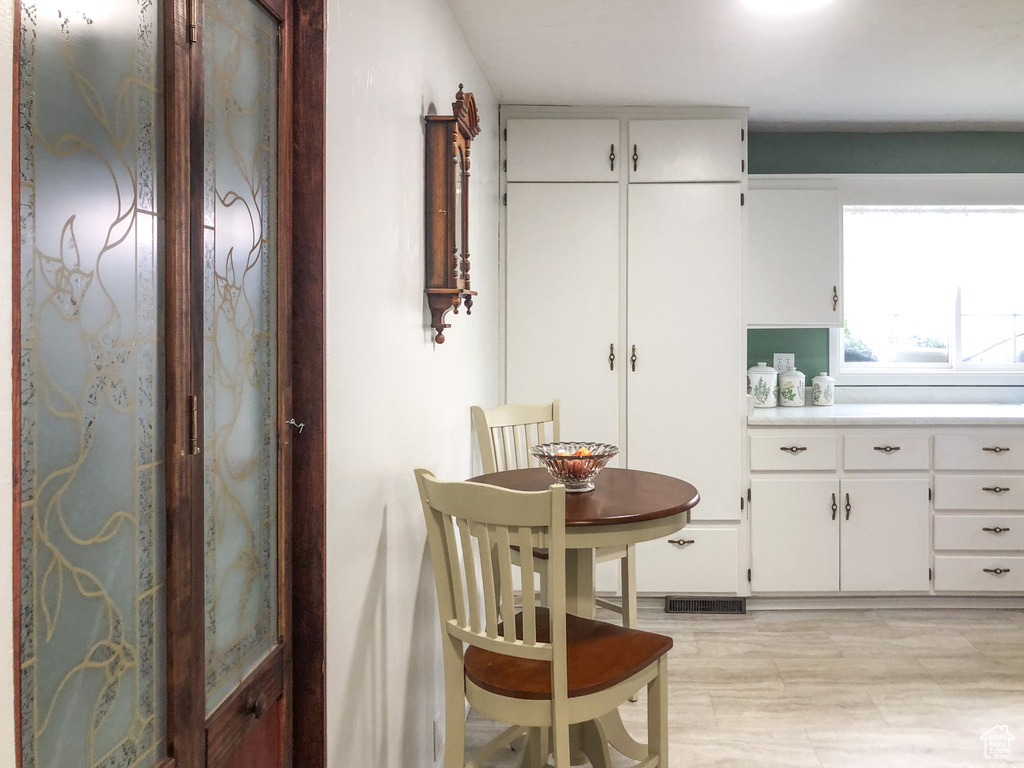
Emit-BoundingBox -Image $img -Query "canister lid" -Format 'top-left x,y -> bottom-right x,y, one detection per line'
748,362 -> 777,374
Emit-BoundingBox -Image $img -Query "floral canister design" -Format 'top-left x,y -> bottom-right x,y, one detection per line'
747,362 -> 778,408
779,370 -> 805,407
811,372 -> 835,406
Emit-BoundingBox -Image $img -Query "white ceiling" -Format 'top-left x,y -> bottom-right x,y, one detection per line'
445,0 -> 1024,129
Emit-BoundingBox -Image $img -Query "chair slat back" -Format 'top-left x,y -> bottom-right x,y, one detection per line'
472,401 -> 561,473
415,469 -> 566,663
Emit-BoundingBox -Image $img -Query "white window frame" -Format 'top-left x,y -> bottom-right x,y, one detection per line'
817,174 -> 1024,387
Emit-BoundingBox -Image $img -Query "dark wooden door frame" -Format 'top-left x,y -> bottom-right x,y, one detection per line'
10,0 -> 326,765
287,1 -> 327,766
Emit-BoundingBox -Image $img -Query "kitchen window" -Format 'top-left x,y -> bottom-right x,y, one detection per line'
842,204 -> 1024,370
823,174 -> 1024,386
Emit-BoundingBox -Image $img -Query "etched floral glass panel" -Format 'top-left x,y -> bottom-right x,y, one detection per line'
18,1 -> 166,767
203,0 -> 280,714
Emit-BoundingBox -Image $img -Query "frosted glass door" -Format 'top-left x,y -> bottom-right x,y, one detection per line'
203,0 -> 281,715
17,2 -> 167,767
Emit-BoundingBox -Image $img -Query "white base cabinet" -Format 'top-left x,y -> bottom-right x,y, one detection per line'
750,478 -> 839,593
750,426 -> 1024,597
636,527 -> 739,595
840,478 -> 930,592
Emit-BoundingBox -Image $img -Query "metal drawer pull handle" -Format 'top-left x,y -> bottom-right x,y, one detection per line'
832,286 -> 838,311
873,445 -> 901,453
831,492 -> 837,521
982,446 -> 1010,453
630,344 -> 637,372
983,486 -> 1010,493
609,144 -> 616,171
780,446 -> 807,454
609,343 -> 615,370
668,539 -> 695,547
845,492 -> 852,520
982,527 -> 1010,533
983,568 -> 1010,575
633,144 -> 639,172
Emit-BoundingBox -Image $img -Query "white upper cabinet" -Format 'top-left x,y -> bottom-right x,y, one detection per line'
627,182 -> 744,523
746,188 -> 844,327
505,119 -> 620,182
505,183 -> 621,451
628,119 -> 745,182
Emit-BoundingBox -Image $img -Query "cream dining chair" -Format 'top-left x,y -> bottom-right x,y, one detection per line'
414,468 -> 671,768
471,401 -> 639,629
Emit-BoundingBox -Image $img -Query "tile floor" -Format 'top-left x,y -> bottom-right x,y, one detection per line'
463,601 -> 1024,767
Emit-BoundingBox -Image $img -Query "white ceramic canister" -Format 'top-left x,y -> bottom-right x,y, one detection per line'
779,369 -> 805,407
811,372 -> 835,406
747,362 -> 778,408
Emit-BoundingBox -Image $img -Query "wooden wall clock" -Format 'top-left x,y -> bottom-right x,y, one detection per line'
425,85 -> 481,343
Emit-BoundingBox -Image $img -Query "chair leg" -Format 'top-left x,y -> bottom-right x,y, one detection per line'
442,637 -> 466,768
647,655 -> 669,766
622,544 -> 639,702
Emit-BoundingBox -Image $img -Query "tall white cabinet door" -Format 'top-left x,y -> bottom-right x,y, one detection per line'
840,478 -> 931,592
627,183 -> 743,522
505,119 -> 620,182
750,478 -> 841,592
628,119 -> 745,182
746,189 -> 843,327
505,183 -> 621,450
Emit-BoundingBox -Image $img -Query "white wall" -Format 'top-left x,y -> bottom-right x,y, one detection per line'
0,0 -> 15,762
323,1 -> 499,766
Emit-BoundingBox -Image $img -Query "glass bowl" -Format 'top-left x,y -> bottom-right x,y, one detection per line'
528,442 -> 619,493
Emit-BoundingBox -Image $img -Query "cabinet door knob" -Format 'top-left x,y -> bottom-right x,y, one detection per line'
780,446 -> 807,454
983,446 -> 1010,453
983,486 -> 1010,494
845,492 -> 852,520
668,539 -> 695,547
631,344 -> 637,372
609,343 -> 615,371
873,445 -> 901,453
246,692 -> 269,720
633,144 -> 639,172
832,285 -> 838,311
831,492 -> 838,521
983,568 -> 1010,575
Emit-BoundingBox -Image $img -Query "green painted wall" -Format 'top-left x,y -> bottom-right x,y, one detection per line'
748,328 -> 830,385
748,131 -> 1024,175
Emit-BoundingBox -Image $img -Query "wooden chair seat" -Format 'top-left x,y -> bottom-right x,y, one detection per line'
464,608 -> 673,700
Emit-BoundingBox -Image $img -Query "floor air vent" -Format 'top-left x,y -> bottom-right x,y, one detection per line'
664,596 -> 746,614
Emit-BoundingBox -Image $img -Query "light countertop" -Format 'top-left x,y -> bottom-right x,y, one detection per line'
748,403 -> 1024,426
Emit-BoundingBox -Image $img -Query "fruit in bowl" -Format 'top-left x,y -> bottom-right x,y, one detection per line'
529,441 -> 618,493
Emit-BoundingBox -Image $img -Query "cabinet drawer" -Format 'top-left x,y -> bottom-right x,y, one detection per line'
844,435 -> 929,471
505,119 -> 621,182
934,515 -> 1024,551
636,527 -> 738,594
934,555 -> 1024,592
934,476 -> 1023,511
934,434 -> 1024,471
750,434 -> 837,471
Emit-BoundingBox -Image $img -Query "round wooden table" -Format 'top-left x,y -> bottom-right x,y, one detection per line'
467,467 -> 700,767
469,467 -> 700,618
